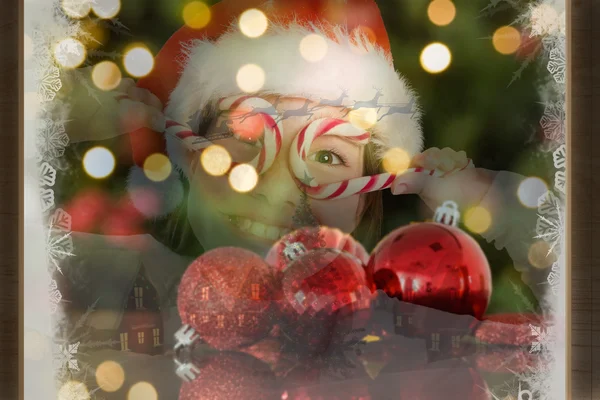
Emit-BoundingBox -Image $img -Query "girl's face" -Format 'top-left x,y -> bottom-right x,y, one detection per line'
186,96 -> 368,256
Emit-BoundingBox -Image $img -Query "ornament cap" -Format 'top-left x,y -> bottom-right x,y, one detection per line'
282,241 -> 308,264
433,201 -> 460,227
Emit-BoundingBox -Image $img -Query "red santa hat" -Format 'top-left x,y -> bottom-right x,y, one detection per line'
131,0 -> 423,173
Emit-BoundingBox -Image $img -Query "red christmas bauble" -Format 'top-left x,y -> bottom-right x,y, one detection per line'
367,222 -> 492,321
179,352 -> 277,400
266,226 -> 370,272
177,247 -> 279,350
278,248 -> 372,356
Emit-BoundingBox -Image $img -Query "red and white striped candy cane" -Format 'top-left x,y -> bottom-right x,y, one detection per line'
288,118 -> 474,200
164,100 -> 473,201
166,95 -> 283,175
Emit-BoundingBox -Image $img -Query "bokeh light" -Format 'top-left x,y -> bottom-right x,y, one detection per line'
58,381 -> 90,400
123,46 -> 154,78
530,3 -> 560,35
420,42 -> 452,74
528,240 -> 556,269
24,330 -> 47,361
61,0 -> 91,18
96,361 -> 125,392
201,145 -> 232,176
239,8 -> 268,38
183,1 -> 212,30
92,61 -> 122,91
81,19 -> 108,50
300,34 -> 328,63
54,38 -> 86,69
464,206 -> 492,234
143,153 -> 172,182
92,0 -> 121,19
236,64 -> 265,93
128,381 -> 158,400
492,26 -> 521,55
427,0 -> 456,26
229,164 -> 258,193
24,34 -> 33,61
517,177 -> 548,208
83,147 -> 116,179
382,147 -> 411,175
348,108 -> 378,130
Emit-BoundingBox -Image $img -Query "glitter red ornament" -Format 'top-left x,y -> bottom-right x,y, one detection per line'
266,226 -> 370,272
177,247 -> 279,350
278,248 -> 372,356
178,352 -> 278,400
366,202 -> 492,322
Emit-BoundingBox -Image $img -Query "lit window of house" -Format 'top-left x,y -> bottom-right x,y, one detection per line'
452,335 -> 461,349
190,313 -> 197,325
238,314 -> 244,327
138,331 -> 145,344
134,286 -> 144,309
217,315 -> 225,328
120,333 -> 129,351
201,287 -> 209,301
153,329 -> 160,347
430,333 -> 440,351
396,316 -> 402,327
251,284 -> 260,300
202,315 -> 209,324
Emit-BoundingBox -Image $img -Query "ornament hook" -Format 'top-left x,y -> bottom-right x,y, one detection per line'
433,200 -> 460,227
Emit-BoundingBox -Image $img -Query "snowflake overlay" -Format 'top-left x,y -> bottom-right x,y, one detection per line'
37,118 -> 70,161
540,101 -> 565,143
46,208 -> 74,275
535,190 -> 564,256
547,45 -> 566,84
54,341 -> 80,374
552,144 -> 566,195
49,279 -> 62,314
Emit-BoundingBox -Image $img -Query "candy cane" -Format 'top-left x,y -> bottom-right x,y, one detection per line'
289,118 -> 474,200
164,98 -> 473,201
167,95 -> 283,175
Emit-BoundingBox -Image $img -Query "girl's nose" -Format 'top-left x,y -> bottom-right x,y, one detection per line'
251,156 -> 301,210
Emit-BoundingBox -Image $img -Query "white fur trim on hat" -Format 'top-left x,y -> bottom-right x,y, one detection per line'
165,21 -> 423,170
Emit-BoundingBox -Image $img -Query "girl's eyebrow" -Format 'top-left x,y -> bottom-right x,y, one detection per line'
312,132 -> 367,148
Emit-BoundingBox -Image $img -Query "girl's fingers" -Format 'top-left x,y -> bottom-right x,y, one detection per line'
439,147 -> 459,172
127,86 -> 163,110
415,147 -> 441,170
115,77 -> 136,94
119,99 -> 166,133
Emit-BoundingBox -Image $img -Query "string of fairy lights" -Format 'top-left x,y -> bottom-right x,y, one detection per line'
36,1 -> 564,399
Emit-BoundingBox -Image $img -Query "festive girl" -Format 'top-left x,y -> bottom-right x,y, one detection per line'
62,0 -> 546,397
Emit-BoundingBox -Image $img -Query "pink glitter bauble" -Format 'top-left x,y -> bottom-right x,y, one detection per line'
177,247 -> 279,350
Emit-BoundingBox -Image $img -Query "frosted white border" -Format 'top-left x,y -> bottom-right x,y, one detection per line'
24,0 -> 569,399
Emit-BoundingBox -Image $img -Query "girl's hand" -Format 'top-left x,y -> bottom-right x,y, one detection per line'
391,147 -> 498,213
66,68 -> 165,143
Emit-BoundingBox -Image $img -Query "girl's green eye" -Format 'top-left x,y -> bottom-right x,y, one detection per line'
309,150 -> 344,165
